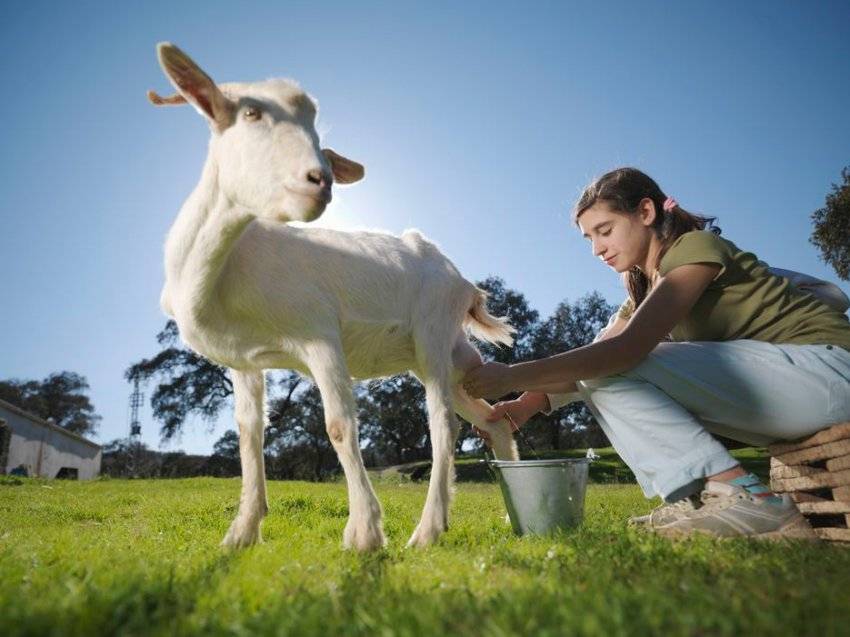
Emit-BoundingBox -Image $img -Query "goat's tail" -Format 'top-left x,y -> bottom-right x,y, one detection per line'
463,288 -> 515,347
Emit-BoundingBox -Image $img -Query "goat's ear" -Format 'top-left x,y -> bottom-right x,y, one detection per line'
147,90 -> 187,106
322,149 -> 365,184
155,42 -> 235,132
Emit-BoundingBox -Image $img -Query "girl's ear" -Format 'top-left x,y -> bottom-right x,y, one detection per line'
638,197 -> 658,227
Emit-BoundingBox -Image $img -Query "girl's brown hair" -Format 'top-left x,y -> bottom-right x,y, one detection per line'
573,167 -> 720,310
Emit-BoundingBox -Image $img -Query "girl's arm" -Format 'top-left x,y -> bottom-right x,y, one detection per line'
463,263 -> 721,399
529,313 -> 632,396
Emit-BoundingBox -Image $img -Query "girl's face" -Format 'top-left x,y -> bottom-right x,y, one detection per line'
577,200 -> 657,273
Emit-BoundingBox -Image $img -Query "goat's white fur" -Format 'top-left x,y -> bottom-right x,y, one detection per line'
151,43 -> 519,551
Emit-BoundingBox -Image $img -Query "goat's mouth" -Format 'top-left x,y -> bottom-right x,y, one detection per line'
285,186 -> 332,206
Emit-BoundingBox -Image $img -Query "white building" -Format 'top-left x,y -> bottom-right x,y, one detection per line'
0,398 -> 101,479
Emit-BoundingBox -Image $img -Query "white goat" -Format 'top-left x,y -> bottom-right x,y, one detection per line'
148,43 -> 519,551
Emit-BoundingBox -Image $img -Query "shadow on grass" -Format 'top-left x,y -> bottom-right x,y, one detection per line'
338,551 -> 392,598
6,552 -> 239,637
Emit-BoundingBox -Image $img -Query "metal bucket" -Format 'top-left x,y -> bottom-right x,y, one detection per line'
487,458 -> 590,536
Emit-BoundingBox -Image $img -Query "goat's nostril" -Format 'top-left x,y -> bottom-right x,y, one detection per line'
306,169 -> 324,186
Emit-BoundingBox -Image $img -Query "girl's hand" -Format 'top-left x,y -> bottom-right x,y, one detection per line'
486,398 -> 532,430
471,400 -> 523,446
462,362 -> 514,400
472,401 -> 524,447
471,392 -> 547,447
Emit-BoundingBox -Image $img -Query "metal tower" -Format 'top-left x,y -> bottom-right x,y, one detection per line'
129,378 -> 143,441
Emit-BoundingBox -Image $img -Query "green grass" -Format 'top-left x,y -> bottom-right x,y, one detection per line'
2,472 -> 849,636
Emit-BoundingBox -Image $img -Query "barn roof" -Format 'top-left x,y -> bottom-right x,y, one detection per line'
0,398 -> 102,450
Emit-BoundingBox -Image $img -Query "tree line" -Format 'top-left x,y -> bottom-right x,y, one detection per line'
3,166 -> 848,480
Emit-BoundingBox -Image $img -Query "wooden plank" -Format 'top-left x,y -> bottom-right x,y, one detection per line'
769,422 -> 850,456
791,492 -> 830,504
771,468 -> 850,492
834,486 -> 850,502
826,453 -> 850,473
770,463 -> 825,480
814,528 -> 850,542
773,439 -> 850,466
796,501 -> 850,515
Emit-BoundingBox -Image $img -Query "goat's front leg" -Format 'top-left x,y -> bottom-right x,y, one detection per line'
304,341 -> 386,551
222,369 -> 268,548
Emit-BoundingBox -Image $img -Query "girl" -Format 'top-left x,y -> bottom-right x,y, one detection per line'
462,167 -> 850,540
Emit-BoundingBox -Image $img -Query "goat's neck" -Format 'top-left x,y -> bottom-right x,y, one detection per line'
164,157 -> 254,314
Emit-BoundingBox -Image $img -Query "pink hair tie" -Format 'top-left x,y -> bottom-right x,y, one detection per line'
662,197 -> 678,212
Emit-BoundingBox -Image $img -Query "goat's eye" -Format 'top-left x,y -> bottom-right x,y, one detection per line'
243,107 -> 262,121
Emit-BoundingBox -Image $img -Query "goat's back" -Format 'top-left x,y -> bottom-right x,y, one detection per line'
226,221 -> 474,327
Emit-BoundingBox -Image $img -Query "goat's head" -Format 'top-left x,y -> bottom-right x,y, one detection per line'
149,42 -> 364,223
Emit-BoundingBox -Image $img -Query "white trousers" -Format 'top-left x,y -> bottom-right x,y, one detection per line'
552,341 -> 850,501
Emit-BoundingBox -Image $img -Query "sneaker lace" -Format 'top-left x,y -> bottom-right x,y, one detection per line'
669,498 -> 695,512
654,494 -> 699,515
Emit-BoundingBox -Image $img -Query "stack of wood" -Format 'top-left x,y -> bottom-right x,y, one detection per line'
769,422 -> 850,543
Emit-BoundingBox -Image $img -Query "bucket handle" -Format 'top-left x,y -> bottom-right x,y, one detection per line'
480,449 -> 501,481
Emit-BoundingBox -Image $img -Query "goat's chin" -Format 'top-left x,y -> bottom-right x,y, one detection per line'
301,205 -> 327,223
278,201 -> 327,223
264,192 -> 327,223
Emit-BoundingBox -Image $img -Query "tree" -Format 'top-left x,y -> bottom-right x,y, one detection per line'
0,371 -> 101,436
126,320 -> 303,441
265,384 -> 341,481
101,438 -> 240,478
101,439 -> 160,477
126,321 -> 233,441
523,292 -> 615,451
811,166 -> 850,281
473,276 -> 540,364
212,430 -> 240,459
358,375 -> 430,465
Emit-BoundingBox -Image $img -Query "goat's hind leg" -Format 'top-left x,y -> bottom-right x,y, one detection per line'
304,341 -> 386,551
222,369 -> 268,548
451,337 -> 519,462
407,369 -> 459,548
407,322 -> 463,548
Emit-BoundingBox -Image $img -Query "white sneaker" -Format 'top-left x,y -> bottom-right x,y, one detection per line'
654,481 -> 818,541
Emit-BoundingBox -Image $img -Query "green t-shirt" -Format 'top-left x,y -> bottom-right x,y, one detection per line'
618,230 -> 850,352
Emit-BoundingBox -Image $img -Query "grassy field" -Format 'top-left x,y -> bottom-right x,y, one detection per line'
1,456 -> 849,636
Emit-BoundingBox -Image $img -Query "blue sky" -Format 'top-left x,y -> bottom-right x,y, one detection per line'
2,1 -> 849,455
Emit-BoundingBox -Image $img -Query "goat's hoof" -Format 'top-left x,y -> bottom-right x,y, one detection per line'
343,515 -> 386,552
221,518 -> 263,549
405,522 -> 446,548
